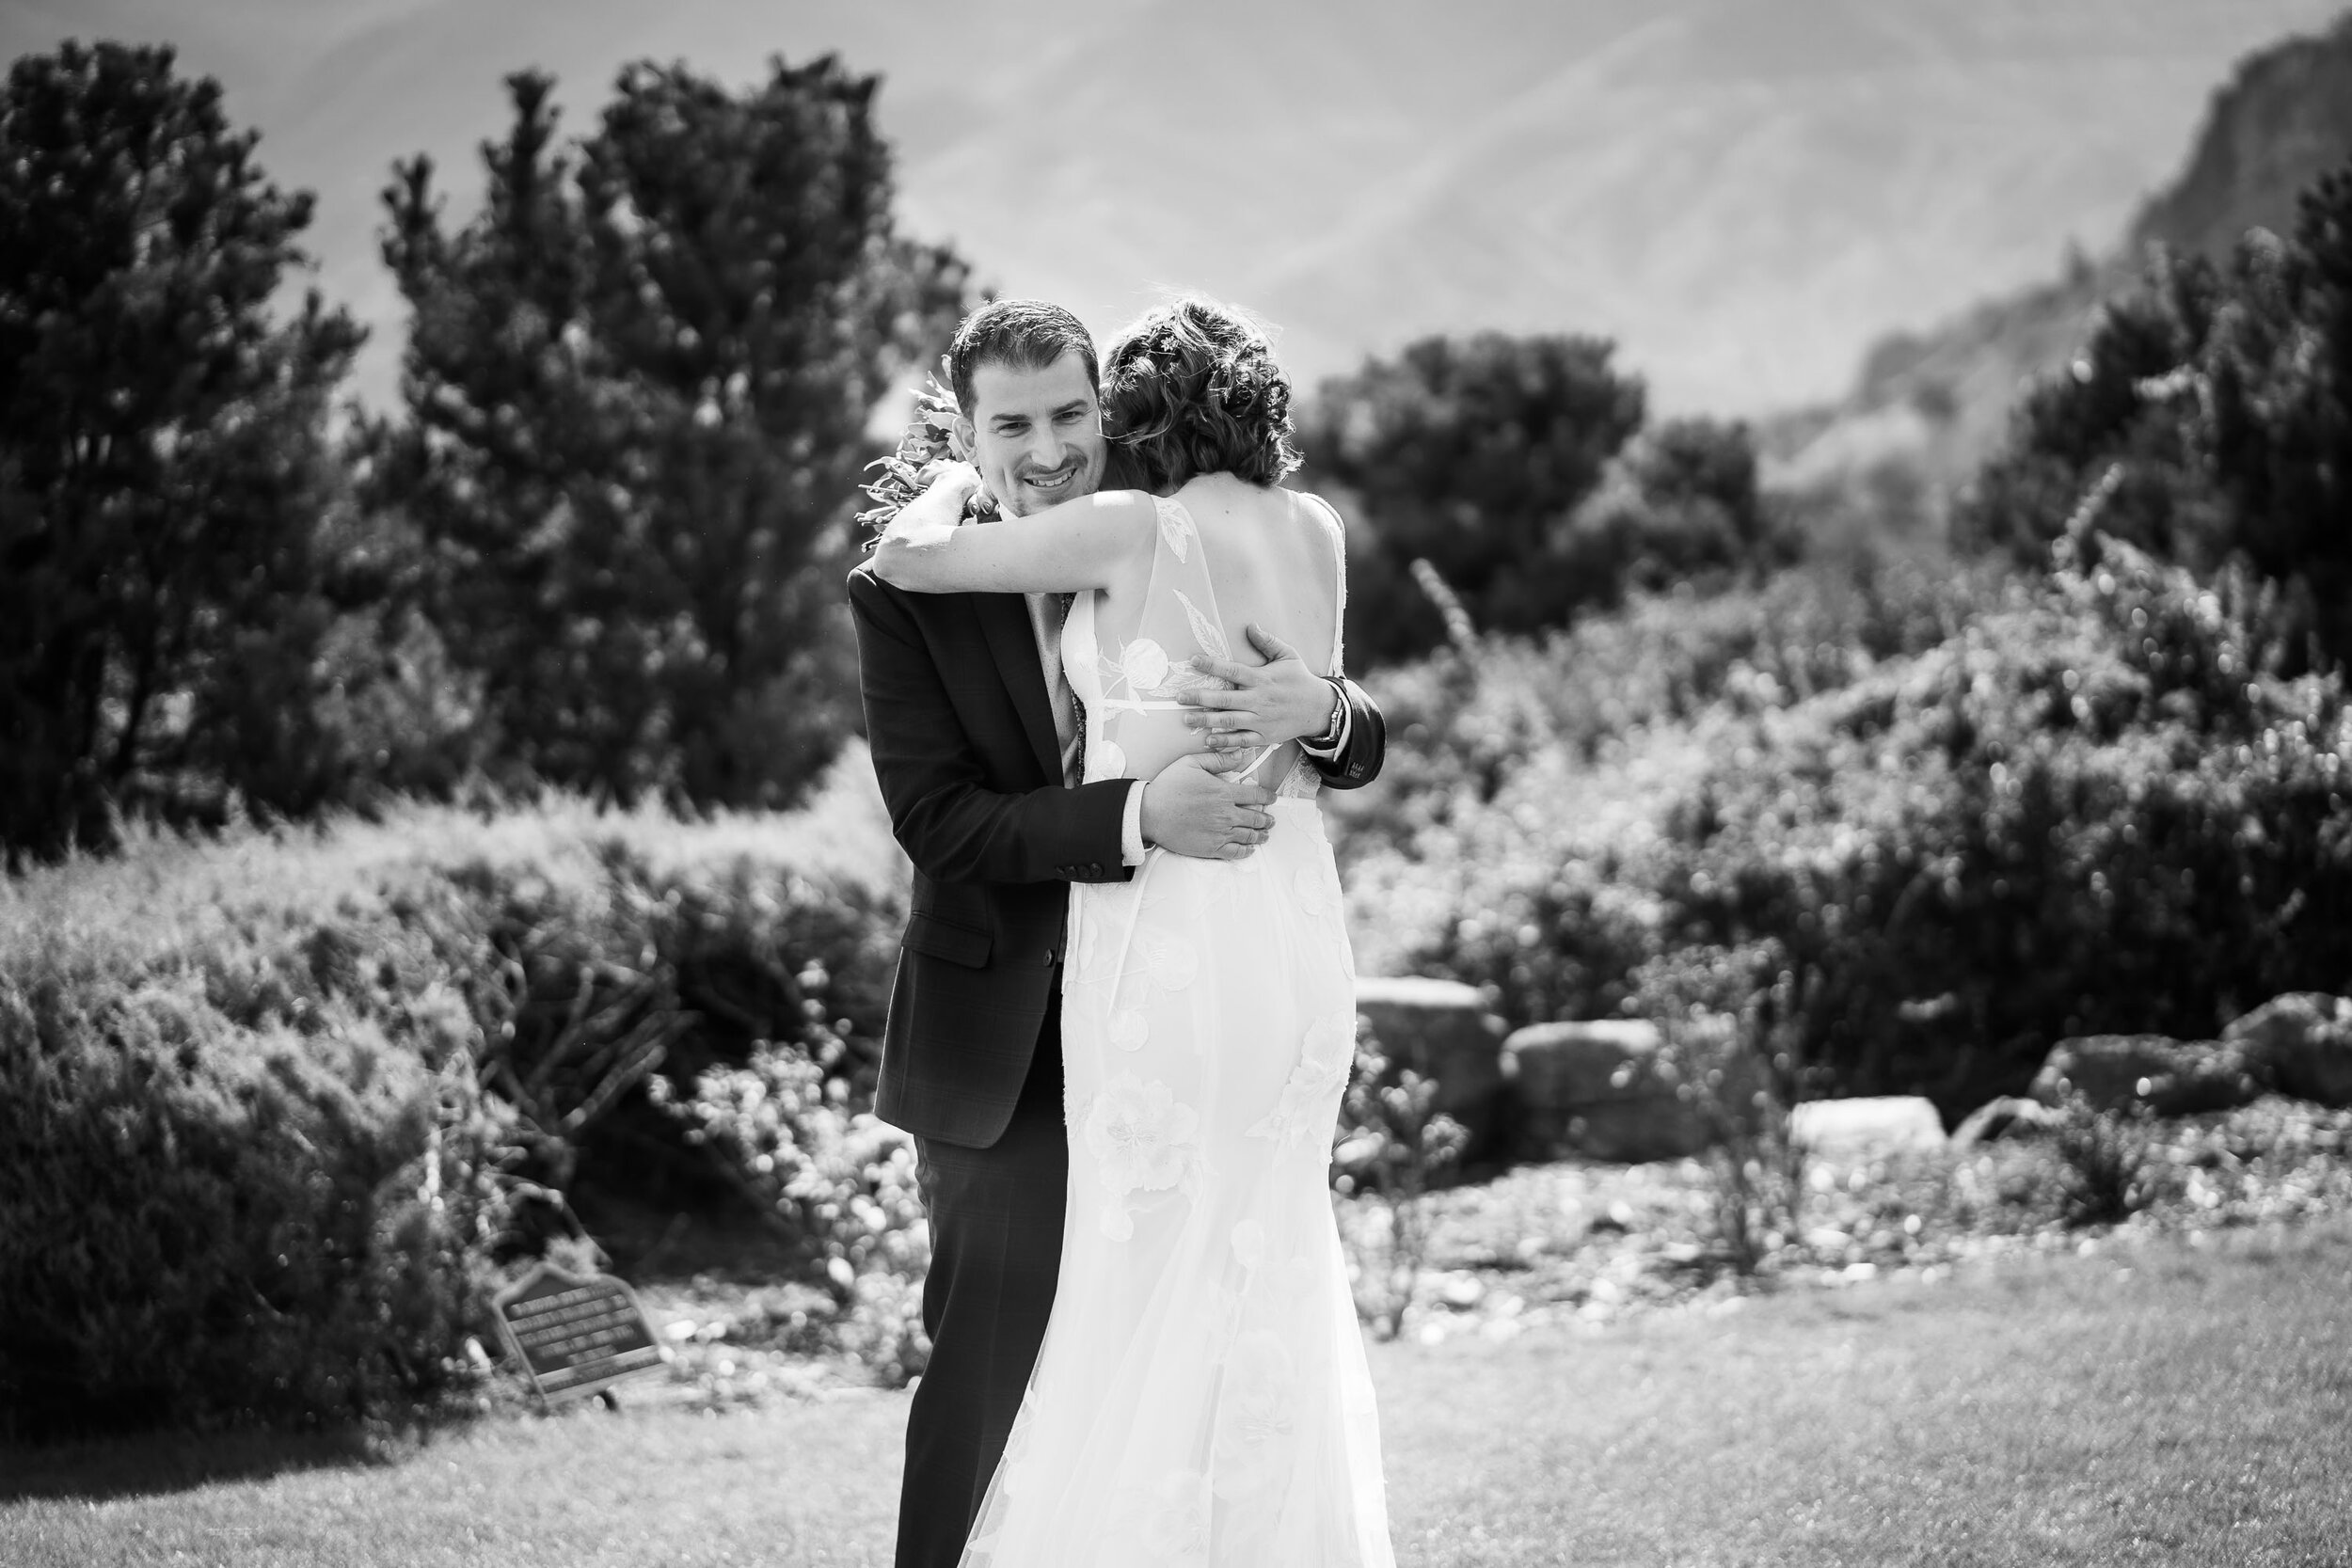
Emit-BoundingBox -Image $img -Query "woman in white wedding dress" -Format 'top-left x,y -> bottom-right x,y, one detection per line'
873,299 -> 1392,1567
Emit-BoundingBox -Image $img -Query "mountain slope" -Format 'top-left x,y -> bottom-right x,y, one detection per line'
1777,9 -> 2352,497
2134,10 -> 2352,256
4,0 -> 2343,414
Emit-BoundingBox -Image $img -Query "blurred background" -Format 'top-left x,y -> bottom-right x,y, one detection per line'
6,0 -> 2352,1442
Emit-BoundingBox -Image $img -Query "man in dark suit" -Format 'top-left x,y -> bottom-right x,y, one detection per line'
848,299 -> 1385,1568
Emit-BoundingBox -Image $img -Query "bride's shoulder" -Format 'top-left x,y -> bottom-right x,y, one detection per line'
1288,488 -> 1346,531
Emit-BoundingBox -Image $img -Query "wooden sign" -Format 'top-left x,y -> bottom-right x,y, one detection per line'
493,1264 -> 668,1404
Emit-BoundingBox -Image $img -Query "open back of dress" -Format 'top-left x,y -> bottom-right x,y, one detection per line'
958,485 -> 1393,1567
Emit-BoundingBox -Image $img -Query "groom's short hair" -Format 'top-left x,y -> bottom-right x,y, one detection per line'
947,299 -> 1100,414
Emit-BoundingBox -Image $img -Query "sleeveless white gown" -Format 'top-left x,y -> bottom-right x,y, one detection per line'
957,488 -> 1394,1567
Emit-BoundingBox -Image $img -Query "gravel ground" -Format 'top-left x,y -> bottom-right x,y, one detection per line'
494,1097 -> 2352,1413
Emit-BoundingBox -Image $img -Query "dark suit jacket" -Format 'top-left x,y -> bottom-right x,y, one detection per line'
848,560 -> 1386,1149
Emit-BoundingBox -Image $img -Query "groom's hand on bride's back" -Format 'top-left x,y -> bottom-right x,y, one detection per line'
1140,753 -> 1276,861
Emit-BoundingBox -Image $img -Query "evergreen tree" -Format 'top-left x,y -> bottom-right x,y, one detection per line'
1296,333 -> 1645,664
1571,416 -> 1785,597
1959,161 -> 2352,669
374,59 -> 967,806
0,41 -> 362,860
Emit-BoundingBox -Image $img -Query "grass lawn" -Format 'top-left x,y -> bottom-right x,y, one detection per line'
6,1221 -> 2348,1567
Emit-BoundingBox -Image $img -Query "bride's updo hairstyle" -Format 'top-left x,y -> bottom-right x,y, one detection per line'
1103,298 -> 1300,492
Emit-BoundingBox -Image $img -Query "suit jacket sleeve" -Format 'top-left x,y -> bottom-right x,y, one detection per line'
850,567 -> 1133,885
1310,676 -> 1386,790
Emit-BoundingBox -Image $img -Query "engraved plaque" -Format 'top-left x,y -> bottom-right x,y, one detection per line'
493,1264 -> 667,1403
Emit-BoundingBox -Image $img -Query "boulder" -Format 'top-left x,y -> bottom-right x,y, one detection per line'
2224,992 -> 2352,1108
1788,1096 -> 1946,1159
1353,976 -> 1505,1158
1501,1020 -> 1712,1164
2027,1034 -> 2261,1117
1950,1095 -> 2061,1148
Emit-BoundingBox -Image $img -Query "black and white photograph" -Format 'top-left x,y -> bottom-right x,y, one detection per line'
4,3 -> 2351,1564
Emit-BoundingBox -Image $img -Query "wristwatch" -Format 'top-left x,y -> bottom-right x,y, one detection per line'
1308,679 -> 1345,751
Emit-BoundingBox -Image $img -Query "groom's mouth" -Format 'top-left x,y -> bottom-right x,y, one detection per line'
1017,464 -> 1083,501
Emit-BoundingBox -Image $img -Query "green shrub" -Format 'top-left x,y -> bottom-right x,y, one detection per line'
647,1042 -> 930,1384
2051,1103 -> 2165,1226
1958,161 -> 2352,669
1332,1020 -> 1468,1340
1345,529 -> 2352,1119
1339,553 -> 1989,1009
1660,534 -> 2352,1115
1629,942 -> 1813,1275
0,761 -> 912,1433
0,914 -> 513,1438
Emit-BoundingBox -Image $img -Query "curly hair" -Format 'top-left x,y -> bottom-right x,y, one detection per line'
1101,298 -> 1300,491
946,298 -> 1099,415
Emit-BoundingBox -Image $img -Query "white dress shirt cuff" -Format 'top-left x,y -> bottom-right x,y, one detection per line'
1120,779 -> 1149,866
1297,687 -> 1352,761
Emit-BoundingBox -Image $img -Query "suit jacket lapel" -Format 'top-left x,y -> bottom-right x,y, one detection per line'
974,591 -> 1063,784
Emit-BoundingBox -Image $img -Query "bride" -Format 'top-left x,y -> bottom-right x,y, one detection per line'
873,297 -> 1392,1566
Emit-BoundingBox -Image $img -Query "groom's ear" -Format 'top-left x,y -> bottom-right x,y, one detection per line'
950,414 -> 977,462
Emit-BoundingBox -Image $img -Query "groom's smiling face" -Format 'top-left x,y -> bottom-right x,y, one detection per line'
959,354 -> 1105,517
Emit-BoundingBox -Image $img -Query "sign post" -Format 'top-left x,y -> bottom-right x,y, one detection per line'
493,1263 -> 669,1406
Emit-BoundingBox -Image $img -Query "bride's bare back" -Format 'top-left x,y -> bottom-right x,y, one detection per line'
1081,471 -> 1344,788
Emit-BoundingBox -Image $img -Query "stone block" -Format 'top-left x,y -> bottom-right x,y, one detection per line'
1502,1019 -> 1711,1164
1788,1096 -> 1946,1159
2224,992 -> 2352,1108
1353,976 -> 1505,1157
2027,1034 -> 2261,1117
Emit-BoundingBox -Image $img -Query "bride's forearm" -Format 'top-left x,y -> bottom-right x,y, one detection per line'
872,474 -> 981,593
877,483 -> 1153,596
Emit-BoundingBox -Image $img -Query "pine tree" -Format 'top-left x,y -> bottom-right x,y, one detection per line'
374,59 -> 968,806
0,41 -> 362,860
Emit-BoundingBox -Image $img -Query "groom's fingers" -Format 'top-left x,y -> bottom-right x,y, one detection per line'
1243,623 -> 1299,663
1184,655 -> 1261,692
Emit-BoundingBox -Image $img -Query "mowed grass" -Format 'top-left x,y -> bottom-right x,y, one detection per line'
5,1223 -> 2348,1568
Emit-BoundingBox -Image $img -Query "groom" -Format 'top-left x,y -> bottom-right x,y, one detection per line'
847,298 -> 1386,1568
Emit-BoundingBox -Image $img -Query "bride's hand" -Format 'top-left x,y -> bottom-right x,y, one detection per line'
914,459 -> 982,498
882,461 -> 984,551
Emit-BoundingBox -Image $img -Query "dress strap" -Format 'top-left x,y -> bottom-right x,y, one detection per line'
1295,491 -> 1347,677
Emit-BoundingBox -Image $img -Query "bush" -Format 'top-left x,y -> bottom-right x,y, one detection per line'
0,758 -> 911,1433
1344,525 -> 2352,1120
1331,1020 -> 1468,1339
2050,1103 -> 2165,1226
1631,942 -> 1812,1275
1338,552 -> 1989,1006
1659,533 -> 2352,1115
0,908 -> 512,1438
1958,160 -> 2352,669
647,1042 -> 930,1384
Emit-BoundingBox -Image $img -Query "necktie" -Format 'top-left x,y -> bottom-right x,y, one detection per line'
1029,590 -> 1085,786
1060,592 -> 1088,785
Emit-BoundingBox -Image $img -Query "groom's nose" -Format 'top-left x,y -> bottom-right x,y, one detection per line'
1022,427 -> 1068,470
